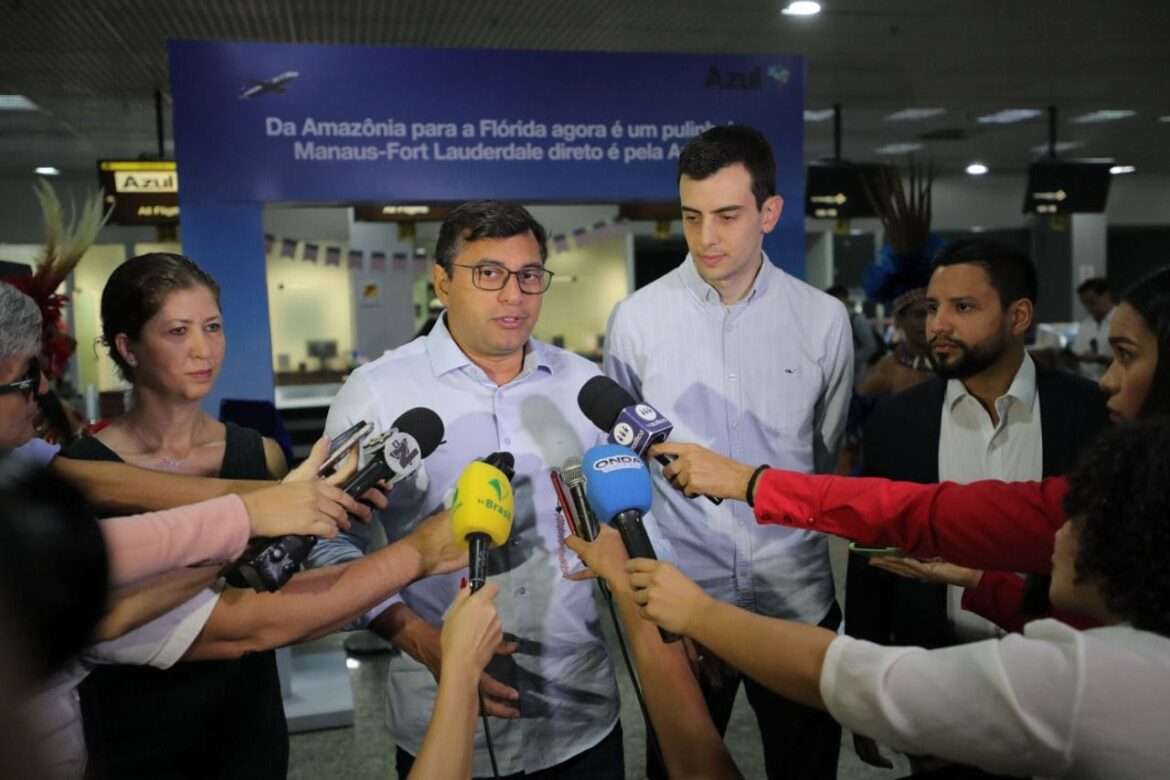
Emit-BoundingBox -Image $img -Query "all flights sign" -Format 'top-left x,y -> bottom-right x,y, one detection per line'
97,160 -> 180,225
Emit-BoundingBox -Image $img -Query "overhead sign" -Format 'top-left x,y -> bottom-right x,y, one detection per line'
353,204 -> 454,222
1024,162 -> 1112,214
97,160 -> 179,224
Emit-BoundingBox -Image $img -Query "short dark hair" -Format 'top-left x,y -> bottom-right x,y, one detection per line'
434,201 -> 548,273
1063,420 -> 1170,636
825,284 -> 849,300
1121,266 -> 1170,418
1077,277 -> 1111,297
933,238 -> 1038,307
677,125 -> 776,209
100,253 -> 221,383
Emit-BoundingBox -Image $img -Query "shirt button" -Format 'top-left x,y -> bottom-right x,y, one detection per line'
728,373 -> 737,381
503,437 -> 512,445
516,586 -> 527,596
808,516 -> 816,525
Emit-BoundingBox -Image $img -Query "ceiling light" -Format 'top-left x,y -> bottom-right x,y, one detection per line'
34,166 -> 60,176
1159,115 -> 1170,123
977,108 -> 1042,125
874,142 -> 925,155
804,109 -> 834,122
966,162 -> 989,176
885,108 -> 946,122
0,94 -> 38,111
1072,110 -> 1136,124
781,1 -> 822,16
1110,165 -> 1136,175
1030,141 -> 1083,155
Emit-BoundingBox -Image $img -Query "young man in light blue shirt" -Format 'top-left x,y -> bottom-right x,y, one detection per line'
604,126 -> 852,779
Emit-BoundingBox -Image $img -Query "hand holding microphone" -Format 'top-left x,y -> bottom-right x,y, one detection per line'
227,407 -> 444,592
451,453 -> 515,593
582,443 -> 681,643
577,376 -> 722,505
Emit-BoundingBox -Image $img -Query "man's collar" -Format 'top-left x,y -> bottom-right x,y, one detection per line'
945,352 -> 1038,410
680,252 -> 776,305
426,311 -> 555,380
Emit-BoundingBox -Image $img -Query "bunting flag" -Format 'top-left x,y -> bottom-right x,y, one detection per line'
325,246 -> 342,266
303,242 -> 319,263
347,248 -> 364,270
264,233 -> 275,256
392,251 -> 408,271
552,233 -> 569,253
413,248 -> 429,267
370,251 -> 387,272
572,227 -> 589,249
280,238 -> 297,259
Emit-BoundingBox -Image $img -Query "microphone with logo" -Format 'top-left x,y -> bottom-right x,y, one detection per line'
577,375 -> 722,505
451,453 -> 515,593
227,406 -> 445,592
583,443 -> 681,643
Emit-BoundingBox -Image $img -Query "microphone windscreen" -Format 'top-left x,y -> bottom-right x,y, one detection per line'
577,375 -> 635,432
450,460 -> 514,548
562,456 -> 584,485
582,444 -> 652,522
391,407 -> 444,457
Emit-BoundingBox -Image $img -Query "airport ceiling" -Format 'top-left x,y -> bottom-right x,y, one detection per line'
1,0 -> 1168,180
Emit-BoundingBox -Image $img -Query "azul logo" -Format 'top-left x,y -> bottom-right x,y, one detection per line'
612,422 -> 635,446
592,454 -> 642,473
113,170 -> 178,193
634,404 -> 658,422
704,64 -> 789,91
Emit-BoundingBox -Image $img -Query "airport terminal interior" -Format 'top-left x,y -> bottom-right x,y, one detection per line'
2,2 -> 1169,778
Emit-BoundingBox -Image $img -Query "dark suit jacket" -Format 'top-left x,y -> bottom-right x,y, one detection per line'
844,364 -> 1109,648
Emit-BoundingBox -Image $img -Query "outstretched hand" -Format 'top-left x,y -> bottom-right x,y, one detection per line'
627,559 -> 712,636
869,556 -> 983,589
648,442 -> 756,502
564,525 -> 629,589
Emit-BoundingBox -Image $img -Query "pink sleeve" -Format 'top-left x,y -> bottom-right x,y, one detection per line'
100,495 -> 251,585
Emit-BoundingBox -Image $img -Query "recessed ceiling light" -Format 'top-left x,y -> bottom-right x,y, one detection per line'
1072,110 -> 1136,124
781,1 -> 822,16
966,162 -> 989,176
977,108 -> 1042,125
885,108 -> 946,122
803,109 -> 834,122
34,166 -> 60,176
874,142 -> 925,155
0,94 -> 38,111
1030,141 -> 1083,155
1159,115 -> 1170,123
1110,165 -> 1136,175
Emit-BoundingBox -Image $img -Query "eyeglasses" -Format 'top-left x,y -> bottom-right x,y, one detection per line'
452,262 -> 554,295
0,357 -> 42,399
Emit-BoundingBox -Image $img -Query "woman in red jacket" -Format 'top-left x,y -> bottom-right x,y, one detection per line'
650,265 -> 1170,585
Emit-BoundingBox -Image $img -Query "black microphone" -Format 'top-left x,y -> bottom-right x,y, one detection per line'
226,407 -> 445,592
577,375 -> 722,505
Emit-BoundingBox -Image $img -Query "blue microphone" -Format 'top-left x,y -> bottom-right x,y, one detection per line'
583,444 -> 681,643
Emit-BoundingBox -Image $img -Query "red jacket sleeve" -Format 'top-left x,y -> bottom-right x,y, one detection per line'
752,470 -> 1068,574
962,572 -> 1100,632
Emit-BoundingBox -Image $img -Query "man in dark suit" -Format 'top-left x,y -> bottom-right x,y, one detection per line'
845,237 -> 1108,771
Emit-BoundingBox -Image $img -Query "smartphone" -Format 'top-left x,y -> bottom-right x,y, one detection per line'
318,420 -> 373,477
549,469 -> 579,538
848,542 -> 906,558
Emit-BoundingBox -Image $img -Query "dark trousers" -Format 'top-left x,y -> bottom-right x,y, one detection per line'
396,722 -> 623,780
649,603 -> 843,780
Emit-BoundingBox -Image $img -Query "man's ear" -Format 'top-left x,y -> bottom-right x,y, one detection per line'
760,194 -> 783,234
432,264 -> 451,305
1009,298 -> 1035,337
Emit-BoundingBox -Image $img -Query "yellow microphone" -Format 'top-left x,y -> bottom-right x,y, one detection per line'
450,453 -> 515,592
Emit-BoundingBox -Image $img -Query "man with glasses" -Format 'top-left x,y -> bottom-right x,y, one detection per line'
0,282 -> 49,458
311,201 -> 676,778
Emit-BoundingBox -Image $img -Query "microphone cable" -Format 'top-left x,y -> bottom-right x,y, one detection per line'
479,691 -> 501,779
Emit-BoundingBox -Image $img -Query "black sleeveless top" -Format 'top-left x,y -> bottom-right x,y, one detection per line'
64,423 -> 288,780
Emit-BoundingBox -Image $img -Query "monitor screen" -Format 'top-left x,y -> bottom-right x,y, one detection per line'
805,163 -> 885,219
1024,162 -> 1112,214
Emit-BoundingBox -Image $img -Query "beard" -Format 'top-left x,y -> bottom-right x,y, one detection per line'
929,333 -> 1007,379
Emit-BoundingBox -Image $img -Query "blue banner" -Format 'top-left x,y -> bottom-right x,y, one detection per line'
169,41 -> 803,210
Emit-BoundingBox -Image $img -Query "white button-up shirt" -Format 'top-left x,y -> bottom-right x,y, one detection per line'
821,620 -> 1170,779
938,352 -> 1043,641
1072,308 -> 1114,381
311,315 -> 669,775
604,254 -> 853,623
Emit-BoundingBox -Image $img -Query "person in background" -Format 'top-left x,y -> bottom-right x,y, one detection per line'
1071,277 -> 1115,381
605,125 -> 852,779
828,284 -> 882,388
844,238 -> 1107,771
857,287 -> 933,397
58,253 -> 290,779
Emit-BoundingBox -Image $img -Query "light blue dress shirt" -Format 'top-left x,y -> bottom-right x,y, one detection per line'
310,314 -> 670,775
604,255 -> 852,623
